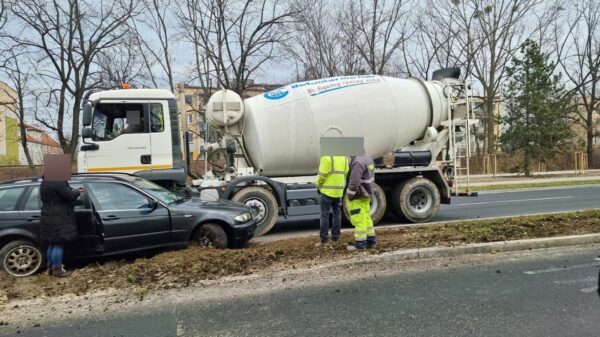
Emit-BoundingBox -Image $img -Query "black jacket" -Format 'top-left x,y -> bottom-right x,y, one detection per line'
40,181 -> 81,244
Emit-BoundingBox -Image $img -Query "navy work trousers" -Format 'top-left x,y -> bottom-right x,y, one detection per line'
319,194 -> 342,242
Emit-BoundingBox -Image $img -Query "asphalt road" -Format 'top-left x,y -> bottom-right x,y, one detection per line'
258,184 -> 600,241
7,246 -> 599,337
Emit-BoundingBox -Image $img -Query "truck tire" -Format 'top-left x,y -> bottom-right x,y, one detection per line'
0,240 -> 43,277
342,183 -> 387,225
390,177 -> 440,223
232,187 -> 278,236
191,223 -> 228,249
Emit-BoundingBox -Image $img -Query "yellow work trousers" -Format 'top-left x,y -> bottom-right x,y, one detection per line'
348,197 -> 375,243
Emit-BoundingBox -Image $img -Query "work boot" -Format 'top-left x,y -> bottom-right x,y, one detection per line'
315,238 -> 329,247
367,237 -> 377,249
51,266 -> 72,278
347,240 -> 367,251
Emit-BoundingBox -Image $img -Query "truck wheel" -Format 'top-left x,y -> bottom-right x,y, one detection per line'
0,240 -> 43,277
191,223 -> 228,249
232,187 -> 278,236
390,177 -> 440,223
342,183 -> 387,225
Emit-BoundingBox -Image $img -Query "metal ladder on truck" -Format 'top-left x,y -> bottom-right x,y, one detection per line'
446,79 -> 478,196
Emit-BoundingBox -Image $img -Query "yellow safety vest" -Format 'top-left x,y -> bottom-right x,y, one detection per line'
316,156 -> 349,198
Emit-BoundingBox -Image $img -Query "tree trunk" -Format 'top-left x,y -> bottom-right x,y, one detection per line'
587,127 -> 594,169
485,96 -> 496,155
18,119 -> 35,172
587,108 -> 595,169
523,149 -> 531,176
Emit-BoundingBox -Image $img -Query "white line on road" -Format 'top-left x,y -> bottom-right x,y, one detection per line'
524,262 -> 598,275
452,196 -> 573,207
580,287 -> 598,293
552,276 -> 597,285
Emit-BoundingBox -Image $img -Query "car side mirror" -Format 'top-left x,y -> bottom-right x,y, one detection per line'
148,198 -> 159,211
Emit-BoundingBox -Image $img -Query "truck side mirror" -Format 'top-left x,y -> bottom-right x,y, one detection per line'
82,127 -> 92,139
82,104 -> 92,126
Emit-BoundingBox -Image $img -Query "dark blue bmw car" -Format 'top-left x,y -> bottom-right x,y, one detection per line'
0,173 -> 256,277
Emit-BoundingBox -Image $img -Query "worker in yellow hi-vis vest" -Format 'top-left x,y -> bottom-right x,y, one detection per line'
316,156 -> 349,245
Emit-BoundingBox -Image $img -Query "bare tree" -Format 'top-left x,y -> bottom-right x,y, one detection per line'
284,0 -> 365,80
401,3 -> 471,80
4,0 -> 138,155
556,0 -> 600,168
426,0 -> 542,155
94,33 -> 151,90
179,0 -> 298,95
133,0 -> 176,92
0,49 -> 36,170
343,0 -> 410,75
0,0 -> 6,30
175,0 -> 213,94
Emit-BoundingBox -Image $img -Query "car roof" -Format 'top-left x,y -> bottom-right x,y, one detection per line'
0,172 -> 141,187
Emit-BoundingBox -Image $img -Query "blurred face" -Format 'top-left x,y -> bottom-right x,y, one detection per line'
43,154 -> 71,181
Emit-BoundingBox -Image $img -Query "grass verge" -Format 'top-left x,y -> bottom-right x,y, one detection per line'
1,209 -> 599,303
460,179 -> 600,192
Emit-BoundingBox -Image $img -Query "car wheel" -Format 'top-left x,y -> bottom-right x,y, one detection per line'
390,177 -> 440,223
192,223 -> 228,249
231,187 -> 278,236
0,240 -> 43,277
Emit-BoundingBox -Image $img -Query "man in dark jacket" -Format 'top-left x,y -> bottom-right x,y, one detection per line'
345,152 -> 376,251
40,179 -> 81,277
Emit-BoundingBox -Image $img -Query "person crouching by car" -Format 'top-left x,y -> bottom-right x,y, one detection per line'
40,178 -> 82,277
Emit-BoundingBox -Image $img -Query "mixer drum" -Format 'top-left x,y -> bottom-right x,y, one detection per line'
242,75 -> 448,177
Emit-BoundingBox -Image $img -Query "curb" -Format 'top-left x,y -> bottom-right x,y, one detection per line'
275,233 -> 600,276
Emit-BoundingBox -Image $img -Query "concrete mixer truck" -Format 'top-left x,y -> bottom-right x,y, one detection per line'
78,68 -> 477,236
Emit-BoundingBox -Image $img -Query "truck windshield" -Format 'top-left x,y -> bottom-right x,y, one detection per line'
130,178 -> 180,204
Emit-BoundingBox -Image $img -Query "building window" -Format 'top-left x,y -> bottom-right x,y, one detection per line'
187,114 -> 193,124
185,95 -> 193,105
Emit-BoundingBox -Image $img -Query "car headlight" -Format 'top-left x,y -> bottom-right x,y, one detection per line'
234,212 -> 252,223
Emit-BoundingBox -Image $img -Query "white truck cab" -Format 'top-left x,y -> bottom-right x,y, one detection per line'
78,88 -> 186,188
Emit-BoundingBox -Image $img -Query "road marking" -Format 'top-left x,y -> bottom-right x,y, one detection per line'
524,262 -> 598,275
553,276 -> 597,285
452,196 -> 573,207
580,287 -> 598,293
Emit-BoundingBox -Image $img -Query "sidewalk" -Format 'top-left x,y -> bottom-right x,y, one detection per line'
469,169 -> 600,180
468,174 -> 600,187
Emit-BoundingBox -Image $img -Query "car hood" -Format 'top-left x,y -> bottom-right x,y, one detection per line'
168,197 -> 250,214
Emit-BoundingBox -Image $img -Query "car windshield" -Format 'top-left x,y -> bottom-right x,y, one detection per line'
130,178 -> 181,204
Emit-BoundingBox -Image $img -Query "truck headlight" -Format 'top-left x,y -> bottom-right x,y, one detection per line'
234,212 -> 252,223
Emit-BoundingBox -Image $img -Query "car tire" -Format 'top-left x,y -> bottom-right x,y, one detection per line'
0,240 -> 43,277
191,223 -> 229,249
231,187 -> 278,236
390,177 -> 440,223
342,183 -> 387,225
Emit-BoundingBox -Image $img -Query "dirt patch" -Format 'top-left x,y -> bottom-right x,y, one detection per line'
1,209 -> 599,303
